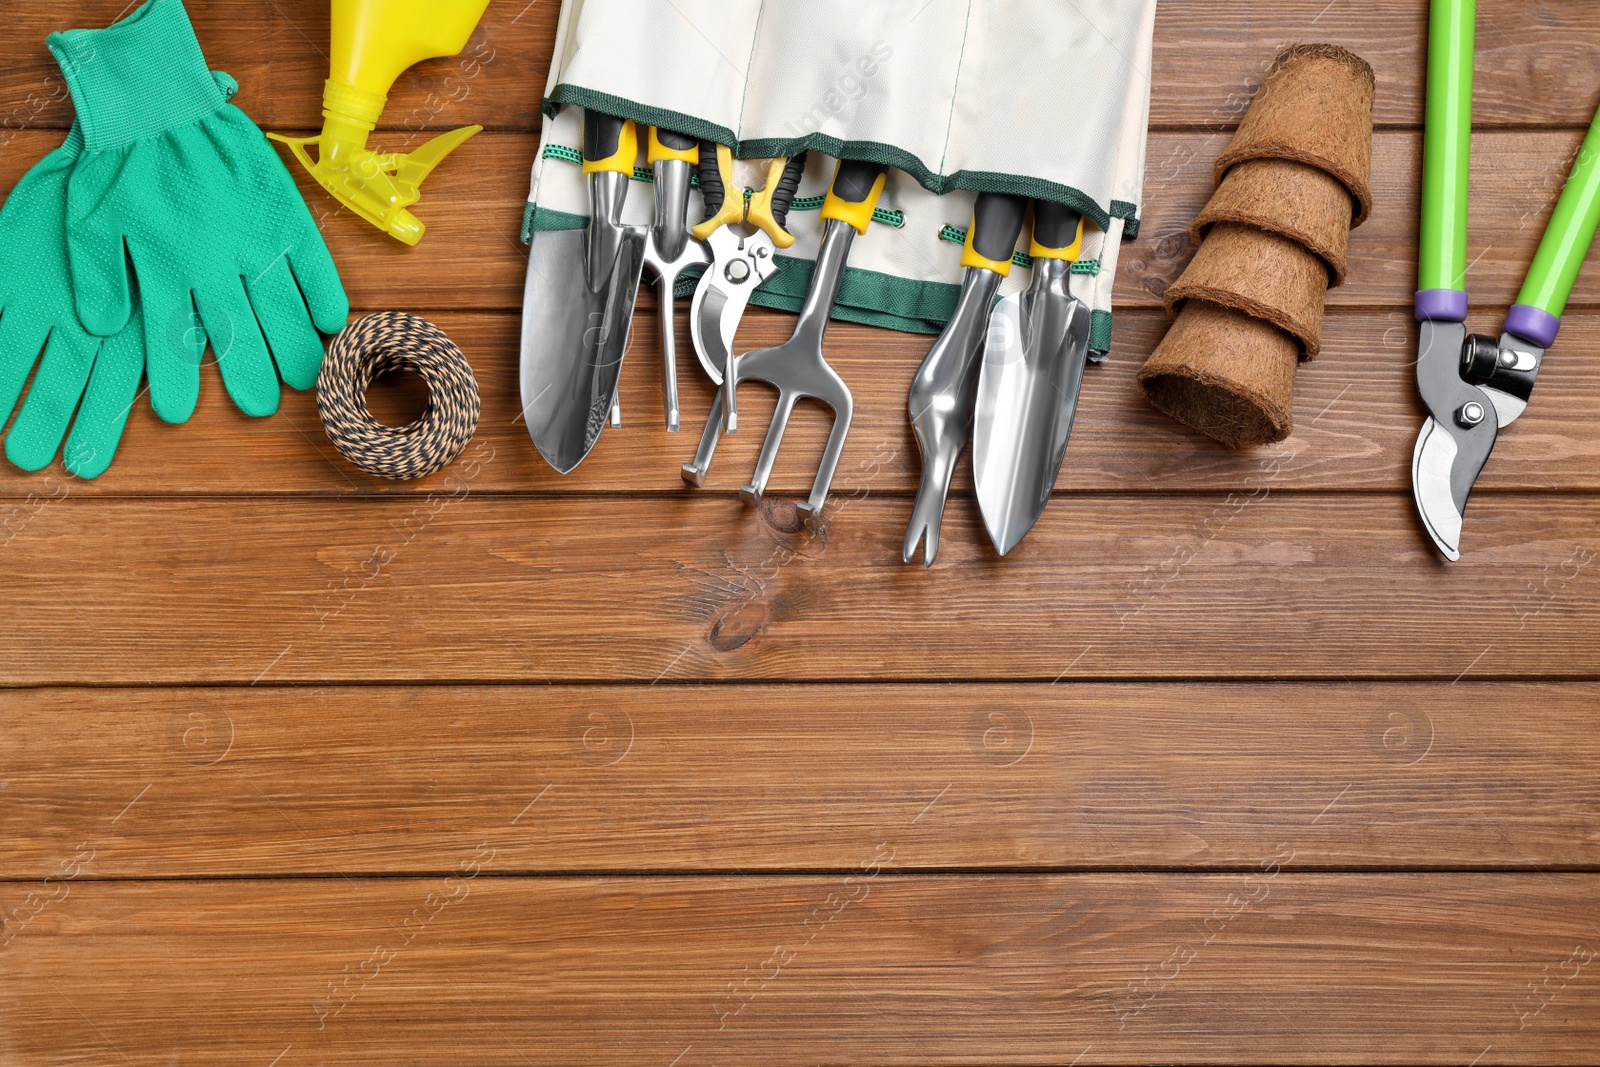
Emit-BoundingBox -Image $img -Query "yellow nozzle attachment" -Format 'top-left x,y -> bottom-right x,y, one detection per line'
267,0 -> 493,245
269,80 -> 480,246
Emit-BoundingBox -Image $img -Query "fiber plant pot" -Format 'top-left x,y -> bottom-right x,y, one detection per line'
1137,299 -> 1300,447
1163,222 -> 1328,359
1213,43 -> 1376,226
1192,157 -> 1354,286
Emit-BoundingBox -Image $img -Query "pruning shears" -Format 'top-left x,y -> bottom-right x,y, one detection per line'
688,144 -> 807,386
1413,0 -> 1600,560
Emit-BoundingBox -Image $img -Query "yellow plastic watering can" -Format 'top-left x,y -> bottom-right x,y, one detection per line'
269,0 -> 493,245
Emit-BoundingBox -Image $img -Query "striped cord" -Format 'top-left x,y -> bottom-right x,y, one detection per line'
317,312 -> 481,480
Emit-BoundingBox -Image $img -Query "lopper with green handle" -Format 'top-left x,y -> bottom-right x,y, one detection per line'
1412,0 -> 1600,560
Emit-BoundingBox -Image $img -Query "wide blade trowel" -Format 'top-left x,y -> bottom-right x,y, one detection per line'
520,111 -> 648,474
972,200 -> 1095,555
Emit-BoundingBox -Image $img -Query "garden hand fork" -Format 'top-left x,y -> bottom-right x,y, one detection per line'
682,159 -> 888,524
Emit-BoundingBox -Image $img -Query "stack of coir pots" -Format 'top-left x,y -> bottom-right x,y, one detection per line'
1139,44 -> 1376,446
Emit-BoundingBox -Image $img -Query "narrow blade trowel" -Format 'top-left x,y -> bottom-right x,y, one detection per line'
520,111 -> 647,474
903,191 -> 1028,567
972,200 -> 1095,555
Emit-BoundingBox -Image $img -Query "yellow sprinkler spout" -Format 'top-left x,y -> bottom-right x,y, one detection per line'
268,0 -> 493,245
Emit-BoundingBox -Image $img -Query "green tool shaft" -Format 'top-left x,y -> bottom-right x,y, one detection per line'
1515,103 -> 1600,319
1419,0 -> 1475,294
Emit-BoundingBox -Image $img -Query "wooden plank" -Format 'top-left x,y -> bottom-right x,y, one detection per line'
3,683 -> 1596,876
4,305 -> 1599,497
2,874 -> 1596,1063
1,495 -> 1597,685
6,2 -> 1600,132
3,128 -> 1598,318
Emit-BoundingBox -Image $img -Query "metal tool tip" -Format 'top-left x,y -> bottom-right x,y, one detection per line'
738,484 -> 762,506
985,520 -> 1024,557
901,527 -> 937,567
681,463 -> 705,487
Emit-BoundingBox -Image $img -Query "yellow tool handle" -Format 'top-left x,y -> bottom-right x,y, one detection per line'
648,127 -> 699,165
820,159 -> 889,235
746,155 -> 808,250
583,111 -> 639,176
691,142 -> 743,241
1029,200 -> 1085,262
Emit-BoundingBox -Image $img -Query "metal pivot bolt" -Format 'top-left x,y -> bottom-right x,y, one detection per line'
725,259 -> 751,284
1456,401 -> 1486,427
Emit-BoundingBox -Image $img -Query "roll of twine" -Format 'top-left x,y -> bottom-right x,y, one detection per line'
317,312 -> 481,480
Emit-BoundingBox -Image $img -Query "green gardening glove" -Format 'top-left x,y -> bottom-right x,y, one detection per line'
48,0 -> 348,424
0,125 -> 144,479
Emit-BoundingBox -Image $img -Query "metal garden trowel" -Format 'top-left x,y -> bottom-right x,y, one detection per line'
520,111 -> 648,474
903,191 -> 1028,567
972,200 -> 1095,556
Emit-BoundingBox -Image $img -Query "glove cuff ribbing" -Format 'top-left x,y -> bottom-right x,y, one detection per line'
48,0 -> 227,152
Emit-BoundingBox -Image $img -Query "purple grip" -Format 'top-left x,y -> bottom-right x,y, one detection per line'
1505,304 -> 1560,348
1415,289 -> 1468,322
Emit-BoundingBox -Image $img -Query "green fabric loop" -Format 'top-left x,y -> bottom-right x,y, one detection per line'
48,0 -> 226,152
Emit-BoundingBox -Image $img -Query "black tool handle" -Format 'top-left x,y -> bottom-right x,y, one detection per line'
697,138 -> 726,217
583,110 -> 633,170
820,159 -> 889,235
769,154 -> 808,231
655,128 -> 698,152
969,192 -> 1028,265
832,159 -> 886,203
1032,199 -> 1084,256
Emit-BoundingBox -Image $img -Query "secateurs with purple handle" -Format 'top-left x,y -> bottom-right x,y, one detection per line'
1412,0 -> 1600,560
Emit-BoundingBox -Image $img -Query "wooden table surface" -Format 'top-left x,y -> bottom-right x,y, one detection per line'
3,2 -> 1599,1063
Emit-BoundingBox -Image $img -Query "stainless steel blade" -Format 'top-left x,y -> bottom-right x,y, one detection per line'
519,224 -> 646,474
688,227 -> 778,387
689,278 -> 737,386
972,260 -> 1093,556
1411,319 -> 1499,560
902,265 -> 1006,567
1411,416 -> 1464,561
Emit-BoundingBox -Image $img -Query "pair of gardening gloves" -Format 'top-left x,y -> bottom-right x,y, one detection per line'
0,0 -> 348,478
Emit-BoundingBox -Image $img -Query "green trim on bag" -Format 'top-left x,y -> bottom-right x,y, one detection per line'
540,86 -> 1141,235
543,86 -> 737,149
1112,201 -> 1139,239
1090,309 -> 1113,354
674,264 -> 708,300
749,255 -> 958,335
522,203 -> 588,242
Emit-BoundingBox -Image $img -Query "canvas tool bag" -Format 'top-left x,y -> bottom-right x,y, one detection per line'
522,0 -> 1157,351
